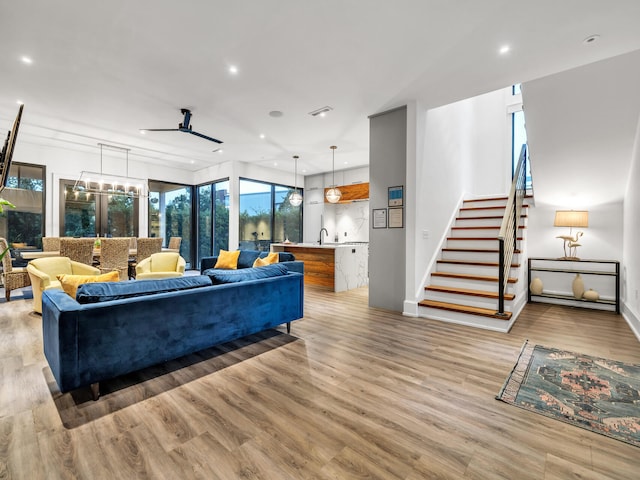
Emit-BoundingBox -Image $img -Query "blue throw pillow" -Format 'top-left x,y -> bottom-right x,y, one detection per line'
76,275 -> 212,304
258,251 -> 295,262
237,250 -> 262,269
204,263 -> 289,284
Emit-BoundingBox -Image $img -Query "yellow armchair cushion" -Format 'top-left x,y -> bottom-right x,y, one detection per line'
57,271 -> 120,298
253,252 -> 279,267
214,249 -> 240,269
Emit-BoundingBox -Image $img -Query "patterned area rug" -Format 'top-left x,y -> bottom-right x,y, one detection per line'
497,340 -> 640,447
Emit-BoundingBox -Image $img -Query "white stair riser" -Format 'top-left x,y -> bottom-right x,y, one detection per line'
446,238 -> 503,249
455,218 -> 504,227
458,206 -> 529,218
450,228 -> 525,238
430,276 -> 517,294
441,251 -> 521,263
424,291 -> 513,311
419,307 -> 512,332
462,199 -> 508,208
437,263 -> 520,277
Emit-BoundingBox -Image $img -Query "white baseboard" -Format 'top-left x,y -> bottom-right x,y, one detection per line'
621,302 -> 640,343
403,300 -> 419,317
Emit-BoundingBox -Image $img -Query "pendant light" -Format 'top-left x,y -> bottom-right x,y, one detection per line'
325,145 -> 342,203
289,155 -> 303,206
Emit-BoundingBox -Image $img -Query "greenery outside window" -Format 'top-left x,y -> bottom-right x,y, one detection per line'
197,179 -> 229,264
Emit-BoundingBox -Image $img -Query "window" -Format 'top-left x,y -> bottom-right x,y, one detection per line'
0,162 -> 45,250
511,84 -> 531,189
197,179 -> 229,263
60,180 -> 139,238
148,180 -> 192,266
239,178 -> 302,251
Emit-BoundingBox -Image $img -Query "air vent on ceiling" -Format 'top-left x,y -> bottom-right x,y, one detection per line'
308,106 -> 333,117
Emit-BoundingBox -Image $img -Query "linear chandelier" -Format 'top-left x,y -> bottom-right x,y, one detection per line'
72,143 -> 148,198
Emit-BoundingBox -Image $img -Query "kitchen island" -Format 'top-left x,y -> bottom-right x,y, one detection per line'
271,243 -> 368,292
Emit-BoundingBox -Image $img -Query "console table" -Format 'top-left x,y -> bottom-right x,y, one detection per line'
527,257 -> 620,313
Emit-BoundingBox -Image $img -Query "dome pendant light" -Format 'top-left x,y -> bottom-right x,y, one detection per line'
289,155 -> 303,207
325,145 -> 342,203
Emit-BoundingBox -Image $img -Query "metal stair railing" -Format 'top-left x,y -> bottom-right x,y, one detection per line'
497,144 -> 527,316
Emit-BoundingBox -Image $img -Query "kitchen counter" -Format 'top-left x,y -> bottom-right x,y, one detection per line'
271,243 -> 368,291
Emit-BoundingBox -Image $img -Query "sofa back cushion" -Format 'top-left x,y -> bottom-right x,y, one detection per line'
76,275 -> 213,304
204,263 -> 289,284
237,250 -> 262,269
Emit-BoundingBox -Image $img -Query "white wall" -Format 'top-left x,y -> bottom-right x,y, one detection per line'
622,115 -> 640,339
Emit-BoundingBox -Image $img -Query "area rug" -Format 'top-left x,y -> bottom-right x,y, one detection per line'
497,340 -> 640,447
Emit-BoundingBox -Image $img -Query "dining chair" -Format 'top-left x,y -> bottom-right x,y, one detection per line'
168,236 -> 182,251
42,237 -> 61,252
98,237 -> 130,280
129,237 -> 162,279
0,237 -> 31,301
59,238 -> 95,266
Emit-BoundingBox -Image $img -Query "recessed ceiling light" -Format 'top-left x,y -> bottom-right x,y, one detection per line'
583,34 -> 600,45
259,134 -> 265,139
218,149 -> 223,154
499,45 -> 510,55
344,161 -> 348,165
21,56 -> 33,64
190,160 -> 195,164
302,169 -> 307,173
269,110 -> 283,118
16,100 -> 24,105
273,162 -> 278,166
139,129 -> 146,134
229,65 -> 238,74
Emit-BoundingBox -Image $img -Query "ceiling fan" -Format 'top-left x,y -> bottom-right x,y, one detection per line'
141,108 -> 223,144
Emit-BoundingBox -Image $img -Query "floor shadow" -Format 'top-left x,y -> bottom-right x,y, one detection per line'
49,328 -> 299,429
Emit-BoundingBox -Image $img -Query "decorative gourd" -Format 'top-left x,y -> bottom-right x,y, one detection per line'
583,289 -> 600,301
530,277 -> 543,295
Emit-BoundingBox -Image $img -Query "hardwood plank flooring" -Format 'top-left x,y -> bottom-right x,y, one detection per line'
1,286 -> 639,479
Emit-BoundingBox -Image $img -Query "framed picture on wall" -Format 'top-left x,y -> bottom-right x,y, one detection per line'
372,208 -> 387,228
388,207 -> 403,228
388,186 -> 403,207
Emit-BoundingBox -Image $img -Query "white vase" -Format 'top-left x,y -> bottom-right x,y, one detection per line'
572,273 -> 585,299
530,277 -> 543,295
583,289 -> 600,301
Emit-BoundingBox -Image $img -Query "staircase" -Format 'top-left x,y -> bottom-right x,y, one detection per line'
418,196 -> 528,331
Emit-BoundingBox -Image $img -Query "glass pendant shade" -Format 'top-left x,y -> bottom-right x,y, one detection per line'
325,145 -> 342,203
289,155 -> 303,206
289,191 -> 303,206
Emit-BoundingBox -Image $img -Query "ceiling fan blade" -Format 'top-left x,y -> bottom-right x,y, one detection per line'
141,128 -> 180,132
188,130 -> 223,144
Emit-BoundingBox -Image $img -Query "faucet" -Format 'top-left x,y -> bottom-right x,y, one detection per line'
319,228 -> 328,245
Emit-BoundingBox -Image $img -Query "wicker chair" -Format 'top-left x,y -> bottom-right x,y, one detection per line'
98,237 -> 130,281
59,238 -> 96,265
0,238 -> 31,301
129,237 -> 162,279
42,237 -> 61,252
168,236 -> 182,251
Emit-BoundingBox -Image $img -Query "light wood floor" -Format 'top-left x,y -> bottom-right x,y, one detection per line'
1,286 -> 639,479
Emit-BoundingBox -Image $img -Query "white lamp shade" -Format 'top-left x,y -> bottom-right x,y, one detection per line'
325,187 -> 342,203
289,191 -> 303,206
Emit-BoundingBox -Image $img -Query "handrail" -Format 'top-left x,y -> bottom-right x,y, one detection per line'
497,144 -> 527,316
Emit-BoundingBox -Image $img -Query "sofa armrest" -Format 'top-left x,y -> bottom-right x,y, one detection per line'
200,256 -> 218,273
281,260 -> 304,274
177,256 -> 186,273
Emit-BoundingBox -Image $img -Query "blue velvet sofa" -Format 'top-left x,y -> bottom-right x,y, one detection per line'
200,250 -> 304,275
41,271 -> 304,398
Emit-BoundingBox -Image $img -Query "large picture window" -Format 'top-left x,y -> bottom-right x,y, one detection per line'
197,179 -> 229,263
0,162 -> 45,252
239,178 -> 302,251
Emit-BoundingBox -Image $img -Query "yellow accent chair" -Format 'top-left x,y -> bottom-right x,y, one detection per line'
27,256 -> 100,313
135,252 -> 186,280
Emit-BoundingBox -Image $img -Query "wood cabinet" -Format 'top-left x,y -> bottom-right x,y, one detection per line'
323,182 -> 369,203
527,258 -> 620,313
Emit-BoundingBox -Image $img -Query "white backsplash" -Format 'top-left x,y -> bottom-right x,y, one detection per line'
323,200 -> 369,243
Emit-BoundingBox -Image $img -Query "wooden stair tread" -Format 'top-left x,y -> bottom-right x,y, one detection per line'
437,259 -> 520,268
442,248 -> 521,254
463,196 -> 509,203
451,226 -> 526,230
446,236 -> 524,241
432,271 -> 518,283
456,215 -> 528,221
425,285 -> 515,300
418,300 -> 512,320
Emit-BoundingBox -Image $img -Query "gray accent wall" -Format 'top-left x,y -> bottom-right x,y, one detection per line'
369,106 -> 407,311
